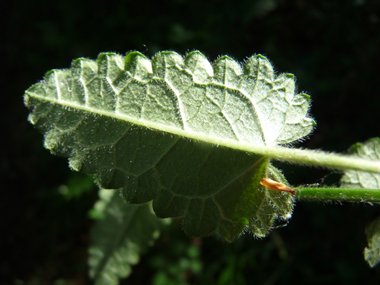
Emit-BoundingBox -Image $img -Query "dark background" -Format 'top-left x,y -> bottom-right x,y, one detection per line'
2,0 -> 380,284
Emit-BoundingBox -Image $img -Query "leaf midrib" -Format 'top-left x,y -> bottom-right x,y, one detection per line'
29,93 -> 380,174
27,92 -> 270,153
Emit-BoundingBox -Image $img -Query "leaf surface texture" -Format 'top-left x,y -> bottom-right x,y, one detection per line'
89,190 -> 167,284
341,138 -> 380,189
340,138 -> 380,267
24,51 -> 314,240
364,216 -> 380,268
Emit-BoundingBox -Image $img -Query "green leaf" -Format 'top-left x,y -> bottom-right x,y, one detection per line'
341,138 -> 380,189
339,138 -> 380,267
89,189 -> 169,284
364,217 -> 380,268
58,172 -> 95,200
24,51 -> 314,240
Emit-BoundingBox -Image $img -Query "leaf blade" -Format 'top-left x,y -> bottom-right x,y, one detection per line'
341,138 -> 380,189
340,138 -> 380,267
89,189 -> 168,284
24,51 -> 314,240
364,216 -> 380,268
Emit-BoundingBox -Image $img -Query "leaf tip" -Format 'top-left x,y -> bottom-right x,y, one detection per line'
254,54 -> 268,60
284,72 -> 295,79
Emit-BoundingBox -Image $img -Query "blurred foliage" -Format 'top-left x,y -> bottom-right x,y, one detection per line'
89,191 -> 169,285
364,216 -> 380,268
2,0 -> 380,284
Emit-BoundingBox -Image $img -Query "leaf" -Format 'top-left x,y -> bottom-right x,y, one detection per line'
340,138 -> 380,267
89,189 -> 169,284
24,51 -> 314,241
364,216 -> 380,268
58,172 -> 95,200
341,138 -> 380,189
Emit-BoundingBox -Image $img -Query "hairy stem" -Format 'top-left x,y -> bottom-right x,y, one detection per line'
296,187 -> 380,203
246,146 -> 380,174
183,136 -> 380,174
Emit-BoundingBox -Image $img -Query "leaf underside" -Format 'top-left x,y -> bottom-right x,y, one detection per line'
24,50 -> 314,241
341,138 -> 380,190
364,216 -> 380,268
89,189 -> 168,284
340,138 -> 380,267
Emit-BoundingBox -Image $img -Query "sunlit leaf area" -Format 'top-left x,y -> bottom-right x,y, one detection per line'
4,0 -> 380,284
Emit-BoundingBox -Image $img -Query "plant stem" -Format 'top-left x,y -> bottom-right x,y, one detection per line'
214,141 -> 380,174
264,147 -> 380,174
200,137 -> 380,174
296,187 -> 380,203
